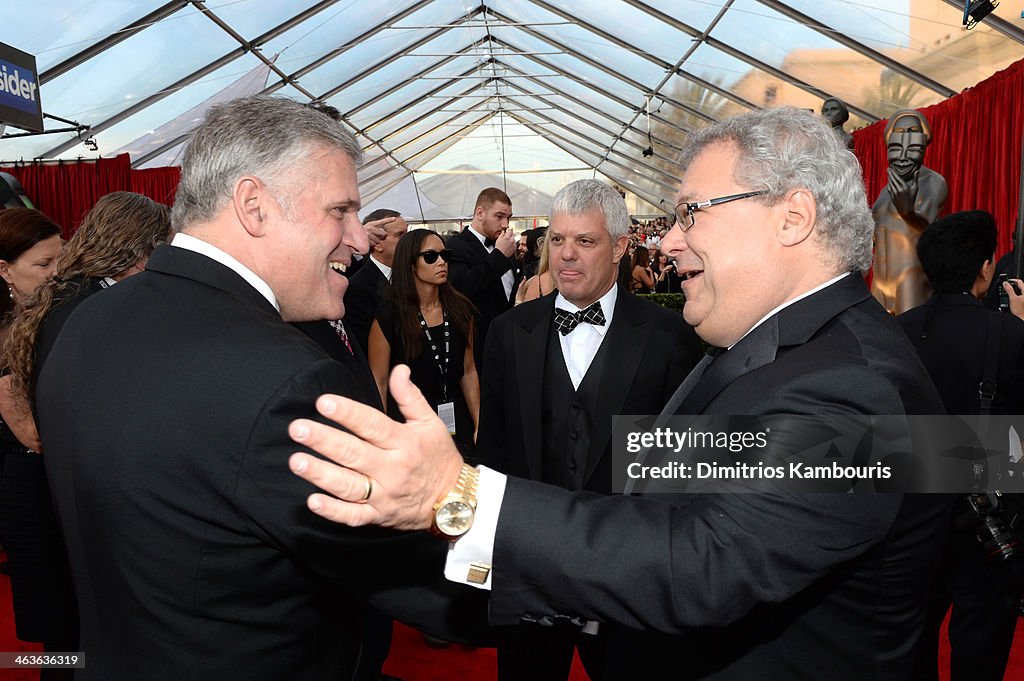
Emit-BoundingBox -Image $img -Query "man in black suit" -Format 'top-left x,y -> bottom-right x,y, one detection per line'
343,208 -> 407,354
480,179 -> 702,680
290,107 -> 952,681
35,95 -> 478,681
447,187 -> 519,366
896,210 -> 1024,681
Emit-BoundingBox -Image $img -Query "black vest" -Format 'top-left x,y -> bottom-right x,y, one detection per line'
540,325 -> 613,491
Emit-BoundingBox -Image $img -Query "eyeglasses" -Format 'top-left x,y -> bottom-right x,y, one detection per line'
418,249 -> 454,264
673,190 -> 770,232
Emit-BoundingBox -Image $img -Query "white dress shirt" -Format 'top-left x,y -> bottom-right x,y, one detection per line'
554,285 -> 617,389
448,283 -> 616,587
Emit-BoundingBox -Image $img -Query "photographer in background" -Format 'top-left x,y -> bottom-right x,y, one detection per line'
896,210 -> 1024,681
653,251 -> 684,294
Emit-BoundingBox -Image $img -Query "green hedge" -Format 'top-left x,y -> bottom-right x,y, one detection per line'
639,293 -> 712,353
639,293 -> 686,314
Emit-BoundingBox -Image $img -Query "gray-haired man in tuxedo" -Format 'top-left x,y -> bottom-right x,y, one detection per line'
479,179 -> 701,680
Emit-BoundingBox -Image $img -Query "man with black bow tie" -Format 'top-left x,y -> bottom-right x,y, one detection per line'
446,187 -> 520,370
289,107 -> 953,681
478,179 -> 701,681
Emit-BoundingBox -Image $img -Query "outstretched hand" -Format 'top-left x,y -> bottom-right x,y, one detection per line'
288,365 -> 464,529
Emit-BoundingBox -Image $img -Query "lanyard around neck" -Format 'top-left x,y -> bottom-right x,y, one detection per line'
417,308 -> 450,402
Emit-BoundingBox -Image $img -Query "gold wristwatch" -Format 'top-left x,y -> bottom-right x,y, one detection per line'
429,464 -> 479,540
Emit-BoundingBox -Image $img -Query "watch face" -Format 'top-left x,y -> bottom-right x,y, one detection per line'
436,500 -> 474,536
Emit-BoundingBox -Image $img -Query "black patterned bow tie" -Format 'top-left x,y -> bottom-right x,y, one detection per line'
553,302 -> 606,336
484,237 -> 495,248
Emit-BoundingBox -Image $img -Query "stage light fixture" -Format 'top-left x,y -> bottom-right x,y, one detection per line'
963,0 -> 999,29
642,146 -> 654,158
83,136 -> 98,152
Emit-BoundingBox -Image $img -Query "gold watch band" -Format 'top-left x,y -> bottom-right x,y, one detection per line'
452,463 -> 479,506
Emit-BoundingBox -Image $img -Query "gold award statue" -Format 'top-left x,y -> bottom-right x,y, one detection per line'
870,109 -> 947,314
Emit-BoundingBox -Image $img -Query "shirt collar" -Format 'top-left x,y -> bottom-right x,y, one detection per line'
369,255 -> 392,281
170,232 -> 280,312
468,226 -> 490,248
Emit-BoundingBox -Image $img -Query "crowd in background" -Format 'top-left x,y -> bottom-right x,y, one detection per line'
0,96 -> 1021,681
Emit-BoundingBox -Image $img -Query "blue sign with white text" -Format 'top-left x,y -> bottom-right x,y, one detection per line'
0,42 -> 43,132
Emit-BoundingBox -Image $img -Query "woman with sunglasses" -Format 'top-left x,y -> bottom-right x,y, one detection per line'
367,229 -> 480,455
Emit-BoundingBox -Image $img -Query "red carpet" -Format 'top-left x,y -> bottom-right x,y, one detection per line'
1,552 -> 1020,681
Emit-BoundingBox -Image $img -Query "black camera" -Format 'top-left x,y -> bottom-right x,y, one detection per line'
962,492 -> 1020,562
997,273 -> 1021,313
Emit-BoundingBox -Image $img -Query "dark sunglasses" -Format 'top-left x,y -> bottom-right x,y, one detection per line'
418,249 -> 454,264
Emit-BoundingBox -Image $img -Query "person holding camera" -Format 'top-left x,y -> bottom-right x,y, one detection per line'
653,251 -> 684,293
896,210 -> 1024,681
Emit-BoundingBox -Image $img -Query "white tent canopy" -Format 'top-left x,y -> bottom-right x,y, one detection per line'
3,0 -> 1021,219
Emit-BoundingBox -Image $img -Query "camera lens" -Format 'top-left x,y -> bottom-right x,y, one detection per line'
977,515 -> 1020,562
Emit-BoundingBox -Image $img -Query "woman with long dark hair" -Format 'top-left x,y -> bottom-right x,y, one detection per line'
0,194 -> 169,680
630,245 -> 655,294
654,251 -> 684,294
0,209 -> 62,449
0,207 -> 64,678
367,229 -> 480,453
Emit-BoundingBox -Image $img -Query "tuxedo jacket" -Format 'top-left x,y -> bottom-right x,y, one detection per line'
478,286 -> 703,492
487,274 -> 952,681
897,294 -> 1024,414
36,245 -> 482,681
447,228 -> 520,344
291,318 -> 381,410
342,259 -> 389,356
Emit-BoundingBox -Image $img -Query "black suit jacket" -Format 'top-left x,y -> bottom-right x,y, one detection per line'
291,319 -> 381,410
447,228 -> 520,348
487,274 -> 951,681
478,286 -> 703,492
36,245 -> 482,681
343,259 -> 389,355
897,294 -> 1024,414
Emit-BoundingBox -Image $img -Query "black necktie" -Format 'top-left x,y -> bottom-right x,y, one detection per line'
552,302 -> 606,336
484,237 -> 495,248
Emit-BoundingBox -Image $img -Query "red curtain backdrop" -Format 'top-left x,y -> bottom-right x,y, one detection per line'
1,154 -> 133,239
0,155 -> 179,238
130,166 -> 180,207
853,57 -> 1024,259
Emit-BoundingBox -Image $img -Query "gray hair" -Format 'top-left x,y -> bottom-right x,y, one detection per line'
549,179 -> 629,239
679,106 -> 873,273
171,95 -> 363,231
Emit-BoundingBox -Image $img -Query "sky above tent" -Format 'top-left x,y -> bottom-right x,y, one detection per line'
2,0 -> 1021,220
